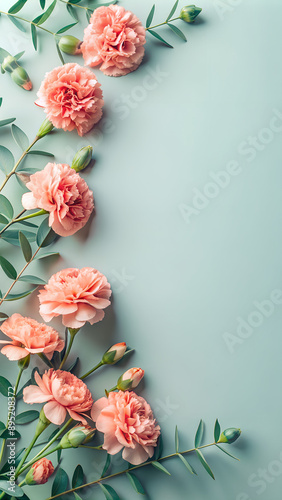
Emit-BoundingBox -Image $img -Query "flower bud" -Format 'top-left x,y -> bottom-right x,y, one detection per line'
117,367 -> 144,391
2,55 -> 18,73
10,66 -> 32,90
25,458 -> 54,485
60,425 -> 95,449
36,118 -> 54,139
71,146 -> 93,172
59,35 -> 82,55
102,342 -> 127,365
180,5 -> 202,23
34,408 -> 51,438
18,354 -> 30,370
218,428 -> 241,444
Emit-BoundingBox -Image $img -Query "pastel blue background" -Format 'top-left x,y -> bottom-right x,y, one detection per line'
0,1 -> 281,499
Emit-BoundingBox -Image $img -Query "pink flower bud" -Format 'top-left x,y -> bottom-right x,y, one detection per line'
25,458 -> 54,485
117,367 -> 144,391
102,342 -> 127,364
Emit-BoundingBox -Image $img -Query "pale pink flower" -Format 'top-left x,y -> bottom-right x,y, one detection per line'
0,314 -> 64,361
81,5 -> 146,77
23,369 -> 93,425
26,458 -> 54,485
117,367 -> 144,390
38,267 -> 111,328
91,391 -> 160,465
21,163 -> 94,237
36,63 -> 104,136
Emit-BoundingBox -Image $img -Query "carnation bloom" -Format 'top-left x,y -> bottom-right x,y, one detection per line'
21,163 -> 94,237
25,458 -> 54,485
0,314 -> 64,361
81,5 -> 146,77
23,369 -> 93,425
35,63 -> 104,136
91,391 -> 160,465
38,267 -> 111,328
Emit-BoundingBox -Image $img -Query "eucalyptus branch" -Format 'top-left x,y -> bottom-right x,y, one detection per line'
46,442 -> 218,500
0,10 -> 55,36
0,245 -> 42,306
0,209 -> 26,236
59,0 -> 92,11
146,16 -> 180,30
0,136 -> 40,193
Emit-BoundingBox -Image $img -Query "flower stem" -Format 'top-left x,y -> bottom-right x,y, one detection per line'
15,433 -> 40,477
0,245 -> 42,306
146,16 -> 180,30
80,361 -> 104,380
0,136 -> 40,193
17,420 -> 72,477
46,442 -> 217,499
59,0 -> 91,11
0,210 -> 47,236
0,366 -> 24,466
0,10 -> 56,35
59,330 -> 78,369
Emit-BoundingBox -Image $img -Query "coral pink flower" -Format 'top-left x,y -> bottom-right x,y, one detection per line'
0,314 -> 64,361
91,391 -> 161,465
81,5 -> 146,77
23,369 -> 93,425
38,267 -> 111,328
21,163 -> 94,237
26,458 -> 54,485
36,63 -> 104,136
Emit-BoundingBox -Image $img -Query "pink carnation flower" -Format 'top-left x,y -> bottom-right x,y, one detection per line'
38,267 -> 112,328
21,163 -> 94,237
23,369 -> 93,425
27,458 -> 54,485
91,391 -> 161,465
36,63 -> 104,136
0,314 -> 64,361
81,5 -> 146,77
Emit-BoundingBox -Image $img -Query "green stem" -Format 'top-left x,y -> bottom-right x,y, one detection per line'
0,10 -> 56,35
0,366 -> 24,466
46,442 -> 217,500
80,361 -> 104,380
59,330 -> 78,369
146,16 -> 180,30
78,445 -> 103,450
0,245 -> 42,306
0,209 -> 26,236
0,136 -> 40,193
17,419 -> 72,477
13,210 -> 48,223
59,0 -> 91,11
15,433 -> 40,476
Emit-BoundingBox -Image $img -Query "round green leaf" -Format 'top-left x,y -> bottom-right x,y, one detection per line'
11,124 -> 29,151
0,256 -> 17,279
0,376 -> 12,397
15,410 -> 39,425
0,147 -> 14,174
19,231 -> 32,262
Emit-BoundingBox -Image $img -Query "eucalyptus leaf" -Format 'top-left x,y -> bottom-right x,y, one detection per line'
34,251 -> 59,261
0,146 -> 14,175
11,124 -> 29,151
72,464 -> 84,488
0,376 -> 12,397
215,444 -> 240,461
101,454 -> 111,478
0,214 -> 9,224
0,256 -> 17,279
8,0 -> 28,15
16,378 -> 32,399
57,22 -> 78,34
177,453 -> 197,475
8,15 -> 26,32
166,0 -> 179,21
195,450 -> 215,480
15,410 -> 39,425
31,24 -> 37,50
0,98 -> 2,107
0,313 -> 9,321
85,9 -> 92,22
151,461 -> 171,475
28,150 -> 54,157
154,434 -> 163,460
19,231 -> 32,262
37,0 -> 57,25
146,4 -> 155,28
17,220 -> 38,228
67,4 -> 78,21
40,0 -> 46,8
67,357 -> 79,374
51,468 -> 69,496
194,419 -> 204,448
36,217 -> 56,247
0,448 -> 24,474
1,429 -> 21,439
55,41 -> 65,64
126,472 -> 145,495
14,51 -> 25,61
18,275 -> 46,285
0,480 -> 24,497
167,23 -> 187,41
57,448 -> 62,463
4,286 -> 38,301
1,229 -> 36,247
214,419 -> 221,443
73,494 -> 83,500
147,29 -> 173,48
99,484 -> 120,500
0,118 -> 16,128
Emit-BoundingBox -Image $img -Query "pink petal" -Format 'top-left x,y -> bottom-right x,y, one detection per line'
67,409 -> 87,425
103,433 -> 123,455
43,401 -> 67,425
23,385 -> 53,404
91,397 -> 108,421
1,345 -> 29,361
122,443 -> 150,465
